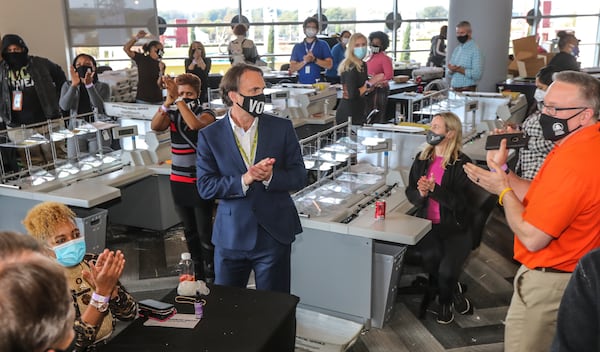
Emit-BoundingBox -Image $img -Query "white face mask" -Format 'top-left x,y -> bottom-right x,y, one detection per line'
341,37 -> 349,45
534,88 -> 546,102
305,28 -> 317,38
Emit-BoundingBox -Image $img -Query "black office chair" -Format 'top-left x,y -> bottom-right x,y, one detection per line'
423,79 -> 448,92
96,65 -> 113,74
397,184 -> 497,318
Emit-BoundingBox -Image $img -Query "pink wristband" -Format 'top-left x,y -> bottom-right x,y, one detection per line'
160,105 -> 168,113
85,83 -> 94,89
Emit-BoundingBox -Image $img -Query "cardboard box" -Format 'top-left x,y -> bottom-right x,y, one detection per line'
513,36 -> 538,60
517,57 -> 546,78
509,36 -> 555,78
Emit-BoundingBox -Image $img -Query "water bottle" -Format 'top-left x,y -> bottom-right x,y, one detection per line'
178,252 -> 195,282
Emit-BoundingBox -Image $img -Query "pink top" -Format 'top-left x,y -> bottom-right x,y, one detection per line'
426,156 -> 445,224
366,53 -> 394,80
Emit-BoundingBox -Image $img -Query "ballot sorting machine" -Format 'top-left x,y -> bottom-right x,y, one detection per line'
290,118 -> 431,328
0,113 -> 122,190
267,84 -> 337,119
0,108 -> 180,235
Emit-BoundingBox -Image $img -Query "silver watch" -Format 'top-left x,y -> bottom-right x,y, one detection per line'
90,299 -> 109,313
90,292 -> 110,313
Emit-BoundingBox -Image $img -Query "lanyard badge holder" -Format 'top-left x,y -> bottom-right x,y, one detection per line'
12,90 -> 23,111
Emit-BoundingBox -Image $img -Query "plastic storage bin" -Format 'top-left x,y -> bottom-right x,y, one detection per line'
371,241 -> 407,328
72,207 -> 108,254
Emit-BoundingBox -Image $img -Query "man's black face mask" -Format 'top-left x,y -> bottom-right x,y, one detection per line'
4,52 -> 28,69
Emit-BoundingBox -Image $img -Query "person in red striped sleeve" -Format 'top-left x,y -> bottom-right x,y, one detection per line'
152,73 -> 217,282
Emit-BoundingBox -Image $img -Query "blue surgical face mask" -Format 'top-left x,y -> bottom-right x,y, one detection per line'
53,237 -> 86,267
534,88 -> 546,103
304,28 -> 317,38
571,45 -> 579,57
353,47 -> 367,59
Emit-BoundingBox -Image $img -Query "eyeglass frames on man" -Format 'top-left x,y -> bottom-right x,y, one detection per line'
537,101 -> 588,116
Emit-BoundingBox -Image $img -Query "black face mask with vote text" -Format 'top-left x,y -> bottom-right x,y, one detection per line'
236,93 -> 265,117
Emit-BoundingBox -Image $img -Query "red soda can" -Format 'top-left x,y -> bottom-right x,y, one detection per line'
375,200 -> 386,220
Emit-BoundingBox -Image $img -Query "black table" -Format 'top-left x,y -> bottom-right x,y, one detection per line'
295,121 -> 334,140
101,285 -> 299,352
385,82 -> 418,122
393,68 -> 414,77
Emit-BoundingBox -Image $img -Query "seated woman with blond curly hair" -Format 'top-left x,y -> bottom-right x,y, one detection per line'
23,201 -> 137,352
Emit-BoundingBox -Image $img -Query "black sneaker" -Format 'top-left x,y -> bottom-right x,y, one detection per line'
436,303 -> 454,324
453,282 -> 472,315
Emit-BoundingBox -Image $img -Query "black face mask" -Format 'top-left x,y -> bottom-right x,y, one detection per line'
76,65 -> 93,80
156,49 -> 164,59
457,35 -> 469,44
183,97 -> 201,110
539,111 -> 583,141
3,52 -> 28,69
236,93 -> 265,117
426,130 -> 445,146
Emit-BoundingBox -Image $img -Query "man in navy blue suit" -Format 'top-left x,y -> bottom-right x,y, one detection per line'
196,64 -> 307,293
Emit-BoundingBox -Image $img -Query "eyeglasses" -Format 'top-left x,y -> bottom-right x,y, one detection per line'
537,101 -> 588,116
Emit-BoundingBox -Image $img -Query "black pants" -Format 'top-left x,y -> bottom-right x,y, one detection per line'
416,223 -> 472,304
174,199 -> 215,280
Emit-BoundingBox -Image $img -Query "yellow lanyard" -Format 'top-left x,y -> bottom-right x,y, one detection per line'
233,128 -> 258,168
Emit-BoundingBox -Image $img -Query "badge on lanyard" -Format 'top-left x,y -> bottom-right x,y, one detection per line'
304,40 -> 316,75
12,91 -> 23,111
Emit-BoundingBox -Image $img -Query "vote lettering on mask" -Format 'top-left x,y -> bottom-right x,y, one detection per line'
237,93 -> 266,117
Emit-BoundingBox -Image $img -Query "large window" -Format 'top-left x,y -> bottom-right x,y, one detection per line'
512,1 -> 600,71
66,0 -> 600,74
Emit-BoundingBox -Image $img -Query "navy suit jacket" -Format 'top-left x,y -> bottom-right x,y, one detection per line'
196,112 -> 307,251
